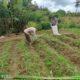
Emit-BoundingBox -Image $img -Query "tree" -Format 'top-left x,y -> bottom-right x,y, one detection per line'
8,0 -> 32,10
23,0 -> 32,7
56,9 -> 66,17
8,0 -> 23,10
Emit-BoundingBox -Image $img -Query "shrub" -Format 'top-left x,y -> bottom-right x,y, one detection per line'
29,11 -> 43,22
41,21 -> 51,30
28,21 -> 38,27
28,21 -> 42,30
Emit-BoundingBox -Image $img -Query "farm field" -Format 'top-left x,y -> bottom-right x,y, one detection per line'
0,28 -> 80,79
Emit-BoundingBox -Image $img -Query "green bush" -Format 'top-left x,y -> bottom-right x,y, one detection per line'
0,4 -> 10,18
29,11 -> 43,22
28,21 -> 42,30
41,21 -> 51,30
28,21 -> 38,27
0,4 -> 11,35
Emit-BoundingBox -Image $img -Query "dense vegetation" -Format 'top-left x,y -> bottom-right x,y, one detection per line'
0,0 -> 80,36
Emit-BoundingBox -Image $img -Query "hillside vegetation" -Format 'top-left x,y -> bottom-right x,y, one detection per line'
0,28 -> 80,79
0,0 -> 80,36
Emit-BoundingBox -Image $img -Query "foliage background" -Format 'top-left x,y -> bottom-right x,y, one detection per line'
0,0 -> 80,36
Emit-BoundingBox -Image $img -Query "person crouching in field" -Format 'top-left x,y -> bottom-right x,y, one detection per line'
24,27 -> 37,46
50,16 -> 61,35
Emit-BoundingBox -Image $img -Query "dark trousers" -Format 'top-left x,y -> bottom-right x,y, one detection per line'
24,33 -> 31,44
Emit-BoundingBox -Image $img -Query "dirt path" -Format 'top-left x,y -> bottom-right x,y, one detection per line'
8,41 -> 27,77
0,34 -> 24,43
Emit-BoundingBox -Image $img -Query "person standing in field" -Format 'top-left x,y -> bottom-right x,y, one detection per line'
50,16 -> 61,35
